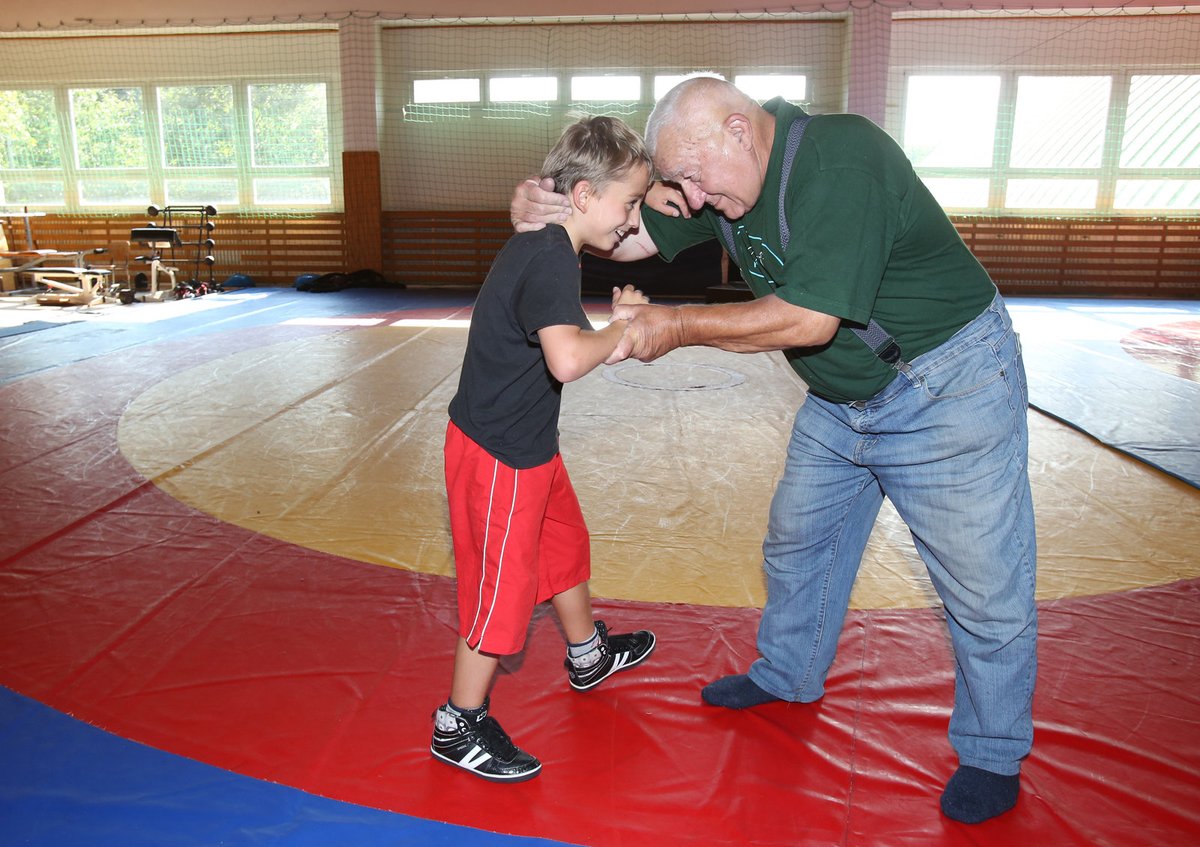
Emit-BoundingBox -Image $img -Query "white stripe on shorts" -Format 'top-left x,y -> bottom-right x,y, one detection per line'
467,461 -> 517,648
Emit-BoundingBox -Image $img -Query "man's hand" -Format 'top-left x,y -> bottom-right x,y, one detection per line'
510,177 -> 570,232
608,303 -> 686,363
644,181 -> 691,219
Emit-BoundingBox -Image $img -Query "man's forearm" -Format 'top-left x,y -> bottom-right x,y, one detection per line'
675,295 -> 839,353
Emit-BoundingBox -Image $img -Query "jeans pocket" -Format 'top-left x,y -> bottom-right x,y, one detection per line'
919,336 -> 1011,401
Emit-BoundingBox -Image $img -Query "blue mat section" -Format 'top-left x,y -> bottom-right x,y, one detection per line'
0,288 -> 476,385
0,686 -> 576,847
0,319 -> 71,339
1009,298 -> 1200,489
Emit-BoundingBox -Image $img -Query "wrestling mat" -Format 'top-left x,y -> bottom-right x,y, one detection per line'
1,288 -> 1197,846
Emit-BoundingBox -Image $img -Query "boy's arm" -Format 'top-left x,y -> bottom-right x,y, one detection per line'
538,321 -> 628,384
539,285 -> 648,382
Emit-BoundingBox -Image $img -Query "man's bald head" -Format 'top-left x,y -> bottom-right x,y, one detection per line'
643,74 -> 775,219
646,75 -> 763,173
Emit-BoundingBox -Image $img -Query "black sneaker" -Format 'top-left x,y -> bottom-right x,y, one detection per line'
430,703 -> 542,782
565,619 -> 656,692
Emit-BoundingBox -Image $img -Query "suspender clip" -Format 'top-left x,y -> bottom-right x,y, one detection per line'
878,340 -> 903,366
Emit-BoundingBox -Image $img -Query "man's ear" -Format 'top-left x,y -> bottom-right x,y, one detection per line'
725,113 -> 754,151
571,180 -> 593,213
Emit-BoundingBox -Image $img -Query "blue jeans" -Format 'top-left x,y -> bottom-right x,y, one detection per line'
751,294 -> 1037,775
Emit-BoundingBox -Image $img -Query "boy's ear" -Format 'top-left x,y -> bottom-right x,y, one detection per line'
571,180 -> 593,213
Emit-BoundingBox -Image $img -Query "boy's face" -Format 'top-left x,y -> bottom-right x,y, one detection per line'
578,163 -> 651,252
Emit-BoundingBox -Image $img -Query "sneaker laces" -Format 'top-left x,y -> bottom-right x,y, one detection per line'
474,716 -> 521,759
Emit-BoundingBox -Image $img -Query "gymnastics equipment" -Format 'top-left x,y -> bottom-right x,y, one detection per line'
141,204 -> 221,298
130,224 -> 181,301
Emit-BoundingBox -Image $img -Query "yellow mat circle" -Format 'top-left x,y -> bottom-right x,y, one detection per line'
119,323 -> 1200,609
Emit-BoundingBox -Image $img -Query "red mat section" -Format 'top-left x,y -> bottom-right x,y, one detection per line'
2,321 -> 1199,846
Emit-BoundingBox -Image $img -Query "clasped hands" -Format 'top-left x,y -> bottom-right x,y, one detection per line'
607,284 -> 686,365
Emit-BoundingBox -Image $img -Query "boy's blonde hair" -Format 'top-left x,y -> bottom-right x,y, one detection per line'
540,115 -> 652,195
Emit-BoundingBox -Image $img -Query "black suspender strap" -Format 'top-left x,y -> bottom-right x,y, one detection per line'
716,115 -> 906,370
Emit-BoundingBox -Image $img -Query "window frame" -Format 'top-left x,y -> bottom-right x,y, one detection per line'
901,68 -> 1200,215
0,76 -> 339,213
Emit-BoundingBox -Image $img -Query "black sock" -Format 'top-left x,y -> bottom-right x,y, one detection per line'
700,674 -> 782,708
940,765 -> 1020,824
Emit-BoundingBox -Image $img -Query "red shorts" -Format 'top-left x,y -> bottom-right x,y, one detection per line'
444,420 -> 591,655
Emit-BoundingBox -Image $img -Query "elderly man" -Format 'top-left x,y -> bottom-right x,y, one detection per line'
511,74 -> 1037,825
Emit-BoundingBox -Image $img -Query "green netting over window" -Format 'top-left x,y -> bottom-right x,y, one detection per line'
0,5 -> 1197,218
249,83 -> 331,169
0,89 -> 60,170
159,86 -> 237,169
0,26 -> 340,214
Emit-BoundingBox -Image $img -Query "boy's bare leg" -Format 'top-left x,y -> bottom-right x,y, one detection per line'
551,582 -> 596,643
435,637 -> 542,782
450,637 -> 500,710
553,581 -> 657,692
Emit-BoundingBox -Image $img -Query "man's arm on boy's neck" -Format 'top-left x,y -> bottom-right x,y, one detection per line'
586,224 -> 660,263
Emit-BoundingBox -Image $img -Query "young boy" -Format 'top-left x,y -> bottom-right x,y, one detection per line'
433,116 -> 657,782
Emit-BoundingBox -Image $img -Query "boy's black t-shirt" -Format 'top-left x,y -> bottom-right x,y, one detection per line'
449,225 -> 591,469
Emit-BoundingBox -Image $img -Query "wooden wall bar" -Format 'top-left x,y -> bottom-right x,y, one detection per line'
953,217 -> 1200,298
382,211 -> 512,286
4,211 -> 1197,297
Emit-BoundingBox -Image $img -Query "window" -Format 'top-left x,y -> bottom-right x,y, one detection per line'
1116,74 -> 1200,211
902,75 -> 1001,210
70,87 -> 150,207
1010,76 -> 1110,169
489,76 -> 558,102
653,75 -> 691,101
253,176 -> 331,206
1121,75 -> 1200,168
250,83 -> 329,168
413,79 -> 480,104
159,85 -> 236,169
1006,75 -> 1110,210
904,76 -> 1000,169
734,74 -> 807,102
570,75 -> 640,102
0,89 -> 63,206
71,87 -> 148,170
249,83 -> 331,206
921,177 -> 991,209
167,177 -> 239,207
903,71 -> 1200,214
0,80 -> 336,212
0,90 -> 60,170
159,85 -> 239,207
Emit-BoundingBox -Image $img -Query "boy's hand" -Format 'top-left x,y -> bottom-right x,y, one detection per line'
604,321 -> 632,365
510,177 -> 570,232
611,284 -> 650,309
645,181 -> 692,219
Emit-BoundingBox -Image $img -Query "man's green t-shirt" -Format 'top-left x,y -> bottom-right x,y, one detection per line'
641,98 -> 997,404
